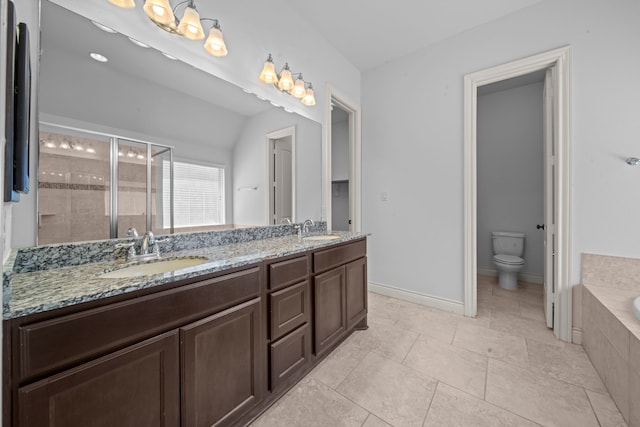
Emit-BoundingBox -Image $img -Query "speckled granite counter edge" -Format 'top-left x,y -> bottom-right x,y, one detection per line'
5,230 -> 367,319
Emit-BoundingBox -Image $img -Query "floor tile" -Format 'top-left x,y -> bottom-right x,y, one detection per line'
453,322 -> 529,368
362,414 -> 393,427
423,383 -> 539,427
337,352 -> 437,427
485,358 -> 600,426
394,306 -> 459,344
526,338 -> 607,393
250,377 -> 369,427
348,317 -> 419,362
478,293 -> 521,317
403,335 -> 487,398
490,310 -> 560,346
585,389 -> 629,427
519,300 -> 545,322
309,334 -> 369,389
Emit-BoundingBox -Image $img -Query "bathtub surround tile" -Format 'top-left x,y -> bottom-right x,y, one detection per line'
423,383 -> 539,427
485,358 -> 600,427
336,352 -> 437,427
586,389 -> 629,427
526,338 -> 607,393
630,368 -> 640,427
452,322 -> 529,368
582,253 -> 640,291
403,335 -> 488,398
250,377 -> 368,427
602,304 -> 631,363
604,344 -> 630,421
630,334 -> 640,374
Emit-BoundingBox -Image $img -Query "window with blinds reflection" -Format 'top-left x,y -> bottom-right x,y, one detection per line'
163,161 -> 225,228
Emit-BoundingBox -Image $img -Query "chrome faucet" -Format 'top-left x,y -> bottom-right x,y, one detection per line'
281,218 -> 292,225
302,219 -> 315,235
141,231 -> 155,256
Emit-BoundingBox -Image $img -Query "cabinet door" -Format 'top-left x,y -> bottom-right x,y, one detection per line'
18,331 -> 180,427
313,267 -> 347,356
346,257 -> 368,329
181,298 -> 263,427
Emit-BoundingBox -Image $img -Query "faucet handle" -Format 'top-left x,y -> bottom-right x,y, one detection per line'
115,241 -> 137,259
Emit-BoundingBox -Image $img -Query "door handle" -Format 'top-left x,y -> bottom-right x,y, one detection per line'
537,224 -> 545,230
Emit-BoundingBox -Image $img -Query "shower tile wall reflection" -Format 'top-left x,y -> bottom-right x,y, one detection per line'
38,131 -> 111,244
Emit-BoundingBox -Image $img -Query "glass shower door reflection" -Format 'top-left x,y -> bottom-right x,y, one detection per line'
117,140 -> 148,237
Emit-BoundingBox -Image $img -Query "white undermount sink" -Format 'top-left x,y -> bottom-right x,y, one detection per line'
100,257 -> 209,279
633,296 -> 640,321
304,234 -> 341,241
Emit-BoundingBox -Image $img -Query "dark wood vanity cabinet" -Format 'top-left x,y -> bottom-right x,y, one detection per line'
17,331 -> 180,427
4,237 -> 367,427
313,239 -> 368,356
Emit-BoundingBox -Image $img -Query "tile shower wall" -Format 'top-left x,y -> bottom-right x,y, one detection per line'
38,132 -> 111,244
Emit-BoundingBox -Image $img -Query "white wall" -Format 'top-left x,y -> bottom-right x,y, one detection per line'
233,108 -> 322,225
362,0 -> 640,303
477,82 -> 544,278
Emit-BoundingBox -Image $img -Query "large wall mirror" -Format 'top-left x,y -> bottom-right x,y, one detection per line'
38,0 -> 323,244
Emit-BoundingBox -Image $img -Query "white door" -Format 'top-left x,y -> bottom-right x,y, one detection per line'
542,68 -> 556,329
273,138 -> 292,224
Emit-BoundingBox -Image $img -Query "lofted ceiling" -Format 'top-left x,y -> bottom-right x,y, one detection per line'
281,0 -> 545,71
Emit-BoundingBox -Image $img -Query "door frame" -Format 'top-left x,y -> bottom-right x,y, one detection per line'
463,46 -> 573,342
325,85 -> 362,232
266,126 -> 296,225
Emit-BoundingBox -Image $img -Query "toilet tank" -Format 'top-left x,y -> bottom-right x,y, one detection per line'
491,231 -> 525,256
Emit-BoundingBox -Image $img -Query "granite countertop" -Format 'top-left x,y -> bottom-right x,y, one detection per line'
4,232 -> 366,320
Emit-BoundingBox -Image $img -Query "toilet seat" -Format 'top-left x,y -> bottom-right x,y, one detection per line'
493,254 -> 524,265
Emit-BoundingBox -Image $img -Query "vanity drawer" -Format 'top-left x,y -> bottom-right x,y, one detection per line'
17,266 -> 260,383
313,239 -> 366,274
268,255 -> 309,290
269,323 -> 311,391
269,281 -> 310,341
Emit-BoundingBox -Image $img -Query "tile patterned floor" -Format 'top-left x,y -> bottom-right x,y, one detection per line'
251,276 -> 628,427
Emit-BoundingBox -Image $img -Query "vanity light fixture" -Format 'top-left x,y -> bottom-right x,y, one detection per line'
109,0 -> 135,8
110,0 -> 228,57
259,54 -> 316,107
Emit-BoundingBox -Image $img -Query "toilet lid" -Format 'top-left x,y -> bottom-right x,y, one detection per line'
493,254 -> 524,265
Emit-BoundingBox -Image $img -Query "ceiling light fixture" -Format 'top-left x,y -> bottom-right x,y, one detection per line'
90,52 -> 108,62
92,21 -> 118,33
110,0 -> 228,57
259,54 -> 315,107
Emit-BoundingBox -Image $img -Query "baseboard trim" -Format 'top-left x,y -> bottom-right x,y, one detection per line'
477,267 -> 544,285
572,327 -> 583,345
368,281 -> 464,315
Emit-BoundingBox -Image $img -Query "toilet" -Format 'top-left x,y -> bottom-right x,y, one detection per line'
491,231 -> 525,290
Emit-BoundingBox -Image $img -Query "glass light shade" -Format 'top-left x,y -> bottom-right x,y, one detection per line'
301,87 -> 316,106
109,0 -> 136,8
143,0 -> 175,25
204,27 -> 228,57
177,6 -> 205,40
259,60 -> 278,84
290,77 -> 306,98
277,68 -> 294,92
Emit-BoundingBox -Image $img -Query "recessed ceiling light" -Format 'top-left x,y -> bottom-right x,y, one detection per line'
270,101 -> 281,107
90,52 -> 108,63
128,37 -> 150,48
91,21 -> 117,33
161,52 -> 178,60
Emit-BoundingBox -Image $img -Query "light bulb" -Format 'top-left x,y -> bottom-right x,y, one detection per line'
177,6 -> 205,40
301,84 -> 316,106
143,0 -> 176,28
290,77 -> 306,98
204,25 -> 228,57
259,56 -> 278,84
277,64 -> 294,92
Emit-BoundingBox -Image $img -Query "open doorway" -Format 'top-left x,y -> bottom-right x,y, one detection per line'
326,86 -> 362,232
464,46 -> 573,342
267,126 -> 295,225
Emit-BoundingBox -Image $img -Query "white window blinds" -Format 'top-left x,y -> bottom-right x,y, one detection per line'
163,161 -> 225,228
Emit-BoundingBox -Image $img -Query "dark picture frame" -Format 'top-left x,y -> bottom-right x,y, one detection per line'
13,21 -> 31,194
3,0 -> 18,202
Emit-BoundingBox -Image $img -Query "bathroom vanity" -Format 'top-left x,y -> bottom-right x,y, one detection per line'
2,231 -> 368,426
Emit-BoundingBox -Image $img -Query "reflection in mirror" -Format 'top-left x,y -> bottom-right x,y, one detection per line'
38,0 -> 323,245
